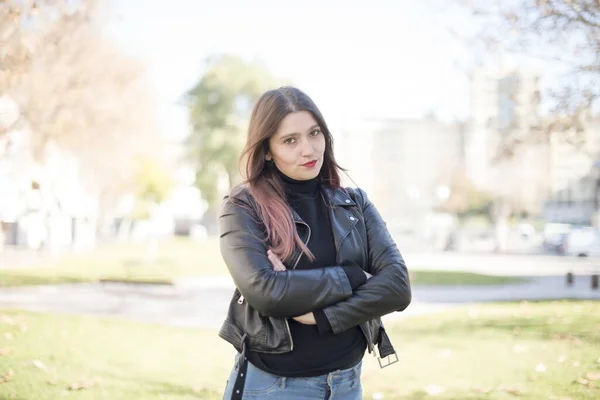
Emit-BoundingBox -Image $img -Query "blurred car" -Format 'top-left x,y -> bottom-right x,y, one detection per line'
562,227 -> 600,257
543,223 -> 572,253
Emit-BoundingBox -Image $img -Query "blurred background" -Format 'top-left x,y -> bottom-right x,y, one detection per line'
0,1 -> 599,399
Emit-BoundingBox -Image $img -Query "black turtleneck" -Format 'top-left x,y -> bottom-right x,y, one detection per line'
245,168 -> 367,377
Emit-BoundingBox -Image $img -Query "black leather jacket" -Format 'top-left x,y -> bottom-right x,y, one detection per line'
218,184 -> 411,362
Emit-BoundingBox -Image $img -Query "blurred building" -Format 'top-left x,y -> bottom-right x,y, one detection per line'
0,129 -> 97,251
466,67 -> 600,226
543,120 -> 600,225
338,116 -> 464,237
466,68 -> 542,189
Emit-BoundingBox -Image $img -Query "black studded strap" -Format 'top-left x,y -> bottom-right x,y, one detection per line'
230,335 -> 248,399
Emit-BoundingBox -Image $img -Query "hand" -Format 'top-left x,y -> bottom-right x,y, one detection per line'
293,312 -> 316,325
267,249 -> 286,271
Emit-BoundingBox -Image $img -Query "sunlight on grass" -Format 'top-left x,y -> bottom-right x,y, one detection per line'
0,300 -> 598,399
0,238 -> 227,287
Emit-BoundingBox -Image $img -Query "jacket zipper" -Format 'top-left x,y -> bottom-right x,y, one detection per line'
335,210 -> 358,265
284,220 -> 311,352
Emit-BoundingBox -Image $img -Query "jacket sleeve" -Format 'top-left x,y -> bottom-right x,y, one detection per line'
322,188 -> 412,334
219,194 -> 354,318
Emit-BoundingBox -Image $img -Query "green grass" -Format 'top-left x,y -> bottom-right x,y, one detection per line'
0,300 -> 599,399
0,238 -> 526,287
0,238 -> 227,287
410,270 -> 526,285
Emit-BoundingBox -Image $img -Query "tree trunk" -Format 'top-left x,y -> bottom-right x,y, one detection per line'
492,199 -> 511,253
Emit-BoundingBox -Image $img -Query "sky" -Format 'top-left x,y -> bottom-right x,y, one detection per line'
105,0 -> 474,140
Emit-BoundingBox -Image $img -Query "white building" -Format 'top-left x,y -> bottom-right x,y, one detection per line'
543,121 -> 600,225
0,129 -> 97,251
338,117 -> 464,237
466,68 -> 542,189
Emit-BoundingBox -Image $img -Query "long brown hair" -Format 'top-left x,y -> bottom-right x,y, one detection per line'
237,86 -> 345,262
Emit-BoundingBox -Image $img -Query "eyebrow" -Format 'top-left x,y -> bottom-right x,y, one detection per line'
279,124 -> 320,140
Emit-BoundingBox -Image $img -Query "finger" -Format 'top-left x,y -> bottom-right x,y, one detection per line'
274,259 -> 286,271
267,250 -> 286,271
268,253 -> 285,271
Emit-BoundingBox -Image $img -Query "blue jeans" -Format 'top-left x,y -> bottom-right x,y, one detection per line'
223,354 -> 363,399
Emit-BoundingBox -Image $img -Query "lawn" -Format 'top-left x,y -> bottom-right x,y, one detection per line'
0,238 -> 526,288
0,238 -> 227,287
0,300 -> 598,399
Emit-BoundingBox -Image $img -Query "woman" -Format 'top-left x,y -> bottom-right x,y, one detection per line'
219,86 -> 411,399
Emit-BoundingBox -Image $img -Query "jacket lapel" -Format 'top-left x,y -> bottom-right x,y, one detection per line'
321,187 -> 359,258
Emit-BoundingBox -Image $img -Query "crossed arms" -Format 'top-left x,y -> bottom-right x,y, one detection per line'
219,188 -> 412,334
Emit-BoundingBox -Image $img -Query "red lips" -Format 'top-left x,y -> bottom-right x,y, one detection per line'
302,160 -> 317,168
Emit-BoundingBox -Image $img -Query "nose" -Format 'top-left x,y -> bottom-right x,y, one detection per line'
300,137 -> 314,157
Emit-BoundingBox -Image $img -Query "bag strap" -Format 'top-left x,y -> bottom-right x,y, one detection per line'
230,334 -> 248,399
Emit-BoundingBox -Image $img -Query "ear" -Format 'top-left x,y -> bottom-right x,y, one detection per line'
265,153 -> 272,161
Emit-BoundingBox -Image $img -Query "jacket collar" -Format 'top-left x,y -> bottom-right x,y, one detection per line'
290,186 -> 356,224
321,185 -> 357,207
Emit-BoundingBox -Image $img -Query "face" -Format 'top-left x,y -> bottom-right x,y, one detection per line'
267,111 -> 326,181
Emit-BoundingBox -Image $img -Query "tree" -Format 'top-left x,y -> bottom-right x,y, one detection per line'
439,167 -> 494,221
130,155 -> 176,220
434,1 -> 600,250
452,0 -> 600,142
184,54 -> 281,212
1,0 -> 162,239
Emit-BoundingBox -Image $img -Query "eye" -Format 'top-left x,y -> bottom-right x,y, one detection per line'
283,137 -> 296,144
310,129 -> 321,136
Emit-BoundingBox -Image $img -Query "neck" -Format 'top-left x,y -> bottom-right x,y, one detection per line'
276,168 -> 320,197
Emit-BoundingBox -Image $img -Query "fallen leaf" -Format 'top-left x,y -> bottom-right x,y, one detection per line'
572,361 -> 580,367
4,332 -> 14,341
585,372 -> 600,381
0,315 -> 14,325
0,347 -> 10,356
558,355 -> 567,363
47,380 -> 58,386
535,363 -> 547,373
0,369 -> 14,383
32,360 -> 47,372
500,386 -> 523,395
574,378 -> 597,388
69,380 -> 97,390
